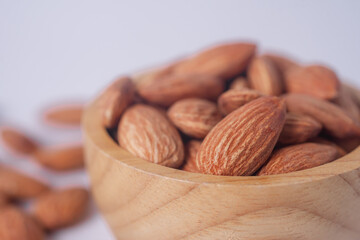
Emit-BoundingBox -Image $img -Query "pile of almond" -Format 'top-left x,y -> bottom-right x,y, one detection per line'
0,104 -> 89,240
101,41 -> 360,176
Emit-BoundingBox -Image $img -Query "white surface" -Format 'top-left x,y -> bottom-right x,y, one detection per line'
1,1 -> 360,239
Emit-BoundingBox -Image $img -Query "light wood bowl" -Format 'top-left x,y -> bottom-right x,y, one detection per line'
83,95 -> 360,240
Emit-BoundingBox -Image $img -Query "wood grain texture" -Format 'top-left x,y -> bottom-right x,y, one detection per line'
84,90 -> 360,240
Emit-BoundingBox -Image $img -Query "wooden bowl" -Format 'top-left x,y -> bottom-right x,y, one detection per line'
83,95 -> 360,240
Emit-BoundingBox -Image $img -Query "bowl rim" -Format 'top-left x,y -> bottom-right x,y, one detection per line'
83,88 -> 360,187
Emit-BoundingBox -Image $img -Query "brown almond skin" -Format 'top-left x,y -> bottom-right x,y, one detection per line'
118,104 -> 184,168
262,53 -> 299,74
284,94 -> 360,138
32,188 -> 89,230
333,84 -> 360,121
217,89 -> 262,115
0,206 -> 45,240
309,137 -> 347,157
344,84 -> 360,108
100,77 -> 135,128
167,98 -> 222,139
173,42 -> 257,80
229,77 -> 250,90
0,165 -> 49,199
332,136 -> 360,153
137,74 -> 224,107
133,62 -> 179,86
258,143 -> 339,176
182,140 -> 202,173
32,144 -> 84,171
248,56 -> 284,96
0,193 -> 8,207
284,65 -> 340,100
0,127 -> 39,155
278,113 -> 322,144
196,96 -> 286,176
43,104 -> 83,127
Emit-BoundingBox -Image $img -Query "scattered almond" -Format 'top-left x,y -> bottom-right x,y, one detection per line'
257,143 -> 338,175
173,42 -> 257,80
278,113 -> 322,144
229,77 -> 249,90
137,74 -> 224,107
0,165 -> 49,199
0,127 -> 39,155
217,89 -> 262,115
196,96 -> 286,176
182,140 -> 202,173
284,65 -> 340,100
43,103 -> 83,127
32,144 -> 84,171
100,77 -> 135,128
32,187 -> 89,230
284,94 -> 360,138
248,56 -> 284,96
167,98 -> 222,138
0,206 -> 45,240
118,104 -> 184,168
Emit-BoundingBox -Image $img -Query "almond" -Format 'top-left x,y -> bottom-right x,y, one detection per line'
100,77 -> 135,128
217,89 -> 262,115
182,140 -> 202,173
229,77 -> 249,90
43,103 -> 83,127
0,165 -> 49,199
284,65 -> 340,100
0,127 -> 39,155
167,98 -> 222,138
32,187 -> 89,230
248,56 -> 284,96
284,94 -> 360,138
278,113 -> 322,144
137,74 -> 224,107
0,206 -> 44,240
173,42 -> 256,80
196,96 -> 286,176
0,193 -> 8,207
262,53 -> 299,73
344,84 -> 360,107
133,62 -> 178,85
333,84 -> 360,121
309,137 -> 347,157
257,143 -> 338,176
332,136 -> 360,153
32,144 -> 84,171
118,104 -> 184,168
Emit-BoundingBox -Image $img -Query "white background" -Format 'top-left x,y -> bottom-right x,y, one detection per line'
1,1 -> 360,239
